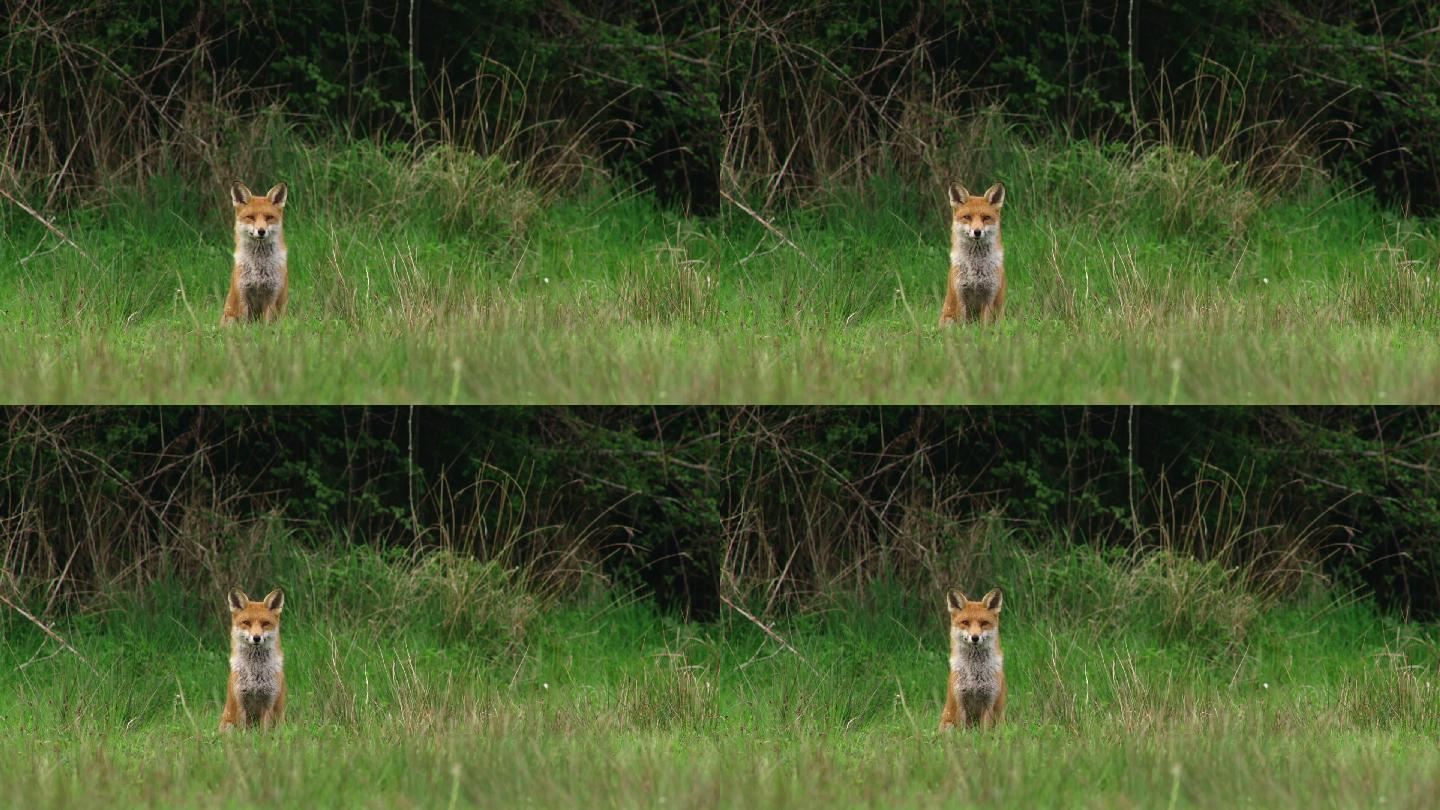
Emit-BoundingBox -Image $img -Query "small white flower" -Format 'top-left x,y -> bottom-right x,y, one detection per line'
1263,682 -> 1269,689
542,682 -> 549,690
1262,278 -> 1270,284
543,277 -> 550,284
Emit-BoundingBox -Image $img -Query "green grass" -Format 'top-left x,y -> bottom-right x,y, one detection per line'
2,540 -> 1438,808
3,137 -> 1440,403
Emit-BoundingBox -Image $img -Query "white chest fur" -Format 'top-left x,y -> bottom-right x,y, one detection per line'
231,645 -> 283,716
950,639 -> 1003,716
235,242 -> 286,293
951,239 -> 1002,293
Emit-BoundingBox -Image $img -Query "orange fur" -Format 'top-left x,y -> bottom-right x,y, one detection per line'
938,588 -> 1006,731
219,588 -> 286,731
221,181 -> 290,326
939,182 -> 1007,326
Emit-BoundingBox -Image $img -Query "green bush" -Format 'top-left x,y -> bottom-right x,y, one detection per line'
6,2 -> 1438,211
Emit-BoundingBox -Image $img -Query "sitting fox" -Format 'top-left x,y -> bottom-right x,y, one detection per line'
220,587 -> 286,731
938,588 -> 1006,731
221,181 -> 290,326
939,182 -> 1006,325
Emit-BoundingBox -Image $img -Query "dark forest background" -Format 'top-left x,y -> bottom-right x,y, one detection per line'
3,407 -> 1439,622
3,1 -> 1439,212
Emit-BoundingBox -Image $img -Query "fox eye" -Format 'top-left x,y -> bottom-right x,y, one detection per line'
260,621 -> 272,629
979,621 -> 991,629
982,216 -> 993,223
244,216 -> 255,222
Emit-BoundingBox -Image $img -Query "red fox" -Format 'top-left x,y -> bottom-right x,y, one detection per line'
939,182 -> 1006,325
221,181 -> 289,326
938,588 -> 1005,731
220,587 -> 286,731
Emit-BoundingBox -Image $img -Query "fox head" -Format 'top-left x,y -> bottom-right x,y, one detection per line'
228,587 -> 284,650
231,181 -> 288,244
948,182 -> 1005,245
947,588 -> 1002,650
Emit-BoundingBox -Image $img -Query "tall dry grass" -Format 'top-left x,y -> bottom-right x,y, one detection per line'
0,407 -> 1346,630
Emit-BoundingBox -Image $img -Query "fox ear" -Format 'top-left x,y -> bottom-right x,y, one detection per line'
263,588 -> 285,613
266,182 -> 288,208
948,184 -> 969,206
984,182 -> 1005,207
230,182 -> 252,206
228,588 -> 249,612
982,588 -> 1003,612
947,590 -> 967,611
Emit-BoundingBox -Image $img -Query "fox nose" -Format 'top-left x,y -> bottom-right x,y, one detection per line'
971,229 -> 983,239
251,635 -> 262,644
255,228 -> 268,237
970,634 -> 981,644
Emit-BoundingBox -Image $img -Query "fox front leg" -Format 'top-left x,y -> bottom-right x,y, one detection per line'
219,707 -> 245,732
940,700 -> 968,731
939,682 -> 960,731
220,283 -> 248,326
939,282 -> 963,327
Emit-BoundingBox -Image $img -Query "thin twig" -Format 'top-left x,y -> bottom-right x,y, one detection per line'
718,189 -> 825,274
720,593 -> 818,675
0,186 -> 99,269
0,590 -> 100,676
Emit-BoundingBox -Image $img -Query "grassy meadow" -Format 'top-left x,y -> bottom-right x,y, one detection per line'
4,128 -> 1440,404
2,535 -> 1438,809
